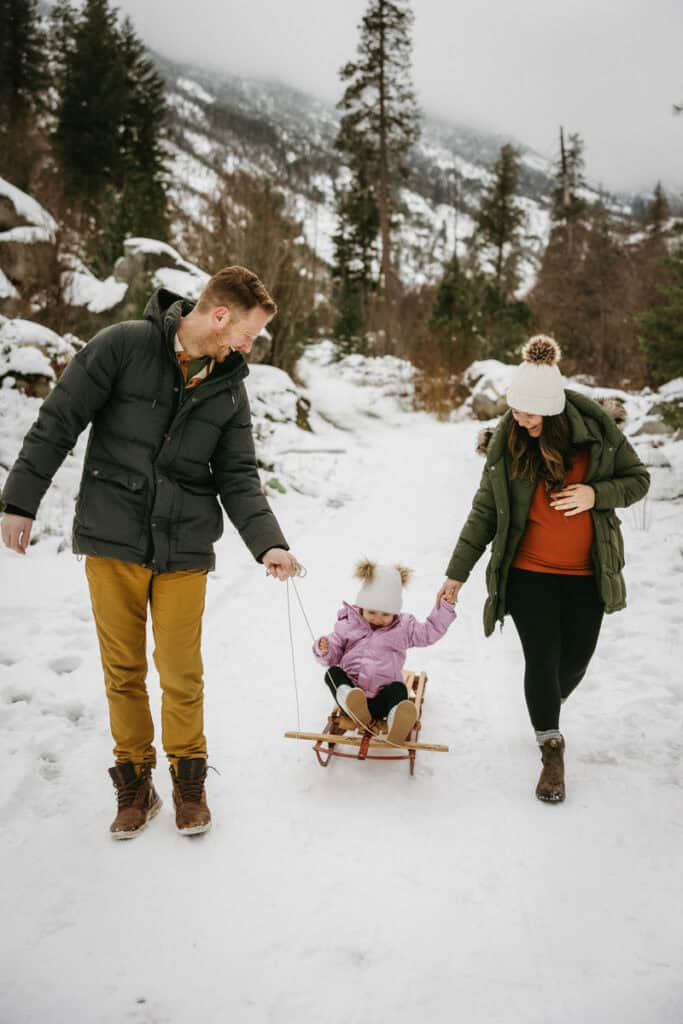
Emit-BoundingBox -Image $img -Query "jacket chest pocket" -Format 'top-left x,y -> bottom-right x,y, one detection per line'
77,463 -> 147,548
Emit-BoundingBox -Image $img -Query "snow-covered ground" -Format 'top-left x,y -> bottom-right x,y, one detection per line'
1,346 -> 682,1023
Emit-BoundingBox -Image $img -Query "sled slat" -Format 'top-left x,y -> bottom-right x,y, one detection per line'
284,730 -> 448,753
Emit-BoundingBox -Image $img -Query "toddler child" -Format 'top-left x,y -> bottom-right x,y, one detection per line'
313,560 -> 456,743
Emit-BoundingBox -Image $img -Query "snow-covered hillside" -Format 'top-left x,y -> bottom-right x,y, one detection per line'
1,345 -> 681,1023
160,58 -> 563,291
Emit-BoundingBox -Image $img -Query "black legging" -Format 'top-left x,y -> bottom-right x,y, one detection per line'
324,666 -> 408,720
507,568 -> 604,731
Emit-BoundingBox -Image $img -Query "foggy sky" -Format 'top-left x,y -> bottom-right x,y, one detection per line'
112,0 -> 682,194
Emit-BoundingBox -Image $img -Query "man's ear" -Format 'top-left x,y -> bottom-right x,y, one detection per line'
212,305 -> 230,326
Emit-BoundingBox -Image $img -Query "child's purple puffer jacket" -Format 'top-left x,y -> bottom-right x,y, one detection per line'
313,601 -> 456,697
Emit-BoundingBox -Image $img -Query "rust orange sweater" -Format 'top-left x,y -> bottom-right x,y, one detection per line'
513,449 -> 594,575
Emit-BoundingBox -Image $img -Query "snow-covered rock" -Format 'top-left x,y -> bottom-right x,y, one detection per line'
61,257 -> 128,314
0,177 -> 57,237
463,359 -> 515,420
0,318 -> 79,396
114,236 -> 210,303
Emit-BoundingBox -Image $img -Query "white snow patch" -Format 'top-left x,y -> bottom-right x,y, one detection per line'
0,176 -> 57,235
152,267 -> 208,300
0,225 -> 54,245
61,259 -> 127,314
177,76 -> 215,105
180,128 -> 215,159
0,268 -> 18,299
123,238 -> 209,298
167,92 -> 210,127
0,318 -> 69,355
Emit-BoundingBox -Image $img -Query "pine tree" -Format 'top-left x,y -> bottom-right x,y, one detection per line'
646,182 -> 670,236
474,143 -> 526,304
53,0 -> 127,202
469,143 -> 530,360
331,166 -> 379,347
551,129 -> 587,232
639,247 -> 683,383
530,130 -> 594,371
0,0 -> 48,188
106,17 -> 168,260
52,1 -> 168,272
334,0 -> 420,348
427,252 -> 482,371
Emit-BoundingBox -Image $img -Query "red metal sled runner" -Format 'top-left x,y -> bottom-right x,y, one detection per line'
284,670 -> 448,776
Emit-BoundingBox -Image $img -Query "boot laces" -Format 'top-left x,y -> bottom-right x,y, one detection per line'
112,775 -> 142,809
177,773 -> 206,803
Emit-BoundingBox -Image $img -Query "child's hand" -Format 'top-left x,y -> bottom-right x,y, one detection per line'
436,579 -> 462,606
318,637 -> 329,654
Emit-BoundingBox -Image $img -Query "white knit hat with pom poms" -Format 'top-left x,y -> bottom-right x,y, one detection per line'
506,335 -> 566,416
354,560 -> 411,615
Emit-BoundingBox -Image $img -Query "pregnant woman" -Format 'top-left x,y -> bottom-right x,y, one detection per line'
438,337 -> 650,803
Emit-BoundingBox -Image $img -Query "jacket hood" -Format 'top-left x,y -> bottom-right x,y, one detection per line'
142,287 -> 249,387
475,390 -> 627,458
143,287 -> 192,334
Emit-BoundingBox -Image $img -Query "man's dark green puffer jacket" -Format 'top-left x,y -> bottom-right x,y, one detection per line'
0,289 -> 288,572
445,390 -> 650,636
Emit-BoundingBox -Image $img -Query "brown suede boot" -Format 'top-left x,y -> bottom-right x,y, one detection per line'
170,758 -> 212,836
108,762 -> 162,839
536,736 -> 566,803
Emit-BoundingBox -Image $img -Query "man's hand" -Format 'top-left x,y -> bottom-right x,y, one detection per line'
436,578 -> 463,606
318,637 -> 329,654
1,513 -> 34,555
550,484 -> 596,517
263,548 -> 300,580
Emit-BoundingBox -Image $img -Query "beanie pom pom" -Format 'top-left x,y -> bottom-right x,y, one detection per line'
355,559 -> 376,583
395,564 -> 412,586
522,335 -> 561,366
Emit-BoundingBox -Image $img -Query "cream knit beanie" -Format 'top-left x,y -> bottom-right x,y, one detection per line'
506,336 -> 566,416
354,560 -> 411,614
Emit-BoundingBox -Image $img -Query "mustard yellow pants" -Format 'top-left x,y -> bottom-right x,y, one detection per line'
85,556 -> 208,768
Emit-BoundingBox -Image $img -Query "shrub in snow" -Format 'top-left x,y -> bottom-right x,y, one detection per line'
0,318 -> 79,397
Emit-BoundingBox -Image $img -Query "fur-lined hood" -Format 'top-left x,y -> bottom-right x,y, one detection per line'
475,391 -> 627,456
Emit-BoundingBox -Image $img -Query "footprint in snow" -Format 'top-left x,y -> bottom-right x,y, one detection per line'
0,652 -> 17,667
58,700 -> 87,725
39,752 -> 60,780
5,689 -> 31,705
48,655 -> 82,675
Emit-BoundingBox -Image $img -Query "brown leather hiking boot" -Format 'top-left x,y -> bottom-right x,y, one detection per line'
108,762 -> 162,839
170,758 -> 212,836
536,736 -> 566,803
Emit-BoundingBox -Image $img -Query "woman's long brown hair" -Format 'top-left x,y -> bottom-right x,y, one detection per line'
506,412 -> 575,491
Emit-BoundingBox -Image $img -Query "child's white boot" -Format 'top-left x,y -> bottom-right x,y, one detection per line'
336,684 -> 371,729
386,700 -> 417,743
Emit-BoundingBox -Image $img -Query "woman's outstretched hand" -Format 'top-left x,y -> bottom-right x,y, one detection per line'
550,484 -> 596,517
318,637 -> 329,654
436,578 -> 463,606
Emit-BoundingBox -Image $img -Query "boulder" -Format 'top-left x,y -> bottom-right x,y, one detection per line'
0,318 -> 78,396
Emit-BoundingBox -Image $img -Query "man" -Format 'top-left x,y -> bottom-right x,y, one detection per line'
1,266 -> 299,839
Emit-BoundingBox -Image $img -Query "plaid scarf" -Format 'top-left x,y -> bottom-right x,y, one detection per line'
174,335 -> 215,389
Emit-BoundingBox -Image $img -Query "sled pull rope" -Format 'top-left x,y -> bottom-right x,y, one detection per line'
290,578 -> 317,643
285,578 -> 303,733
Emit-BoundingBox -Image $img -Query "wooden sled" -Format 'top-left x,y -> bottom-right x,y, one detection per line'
284,670 -> 448,777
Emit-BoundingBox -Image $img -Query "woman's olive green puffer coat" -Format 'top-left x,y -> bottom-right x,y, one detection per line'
445,390 -> 650,636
